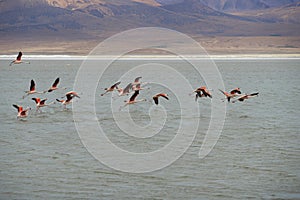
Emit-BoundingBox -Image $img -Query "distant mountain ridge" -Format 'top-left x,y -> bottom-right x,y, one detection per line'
158,0 -> 300,11
0,0 -> 299,44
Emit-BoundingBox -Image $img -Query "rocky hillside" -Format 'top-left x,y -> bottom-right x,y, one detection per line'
0,0 -> 299,46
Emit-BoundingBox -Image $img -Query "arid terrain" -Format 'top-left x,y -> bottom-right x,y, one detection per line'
1,0 -> 300,55
2,36 -> 299,56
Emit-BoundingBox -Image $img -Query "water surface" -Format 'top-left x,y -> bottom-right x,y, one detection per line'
0,59 -> 299,199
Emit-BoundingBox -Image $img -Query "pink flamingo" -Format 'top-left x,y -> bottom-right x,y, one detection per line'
101,81 -> 121,96
153,93 -> 169,105
232,92 -> 259,103
117,83 -> 133,96
10,52 -> 30,66
44,77 -> 66,93
23,79 -> 43,99
194,86 -> 212,101
12,104 -> 31,118
31,98 -> 54,112
56,91 -> 80,109
119,90 -> 146,110
219,88 -> 241,102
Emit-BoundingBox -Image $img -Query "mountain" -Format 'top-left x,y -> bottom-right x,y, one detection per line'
0,0 -> 299,54
198,0 -> 269,11
261,0 -> 300,8
229,2 -> 300,24
162,0 -> 300,11
1,0 -> 298,37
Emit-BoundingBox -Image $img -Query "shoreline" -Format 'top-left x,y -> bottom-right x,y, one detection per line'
1,36 -> 299,58
1,54 -> 300,60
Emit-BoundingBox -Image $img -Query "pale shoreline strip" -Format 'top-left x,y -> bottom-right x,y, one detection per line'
1,54 -> 300,60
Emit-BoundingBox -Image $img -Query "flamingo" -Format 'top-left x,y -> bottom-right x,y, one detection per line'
117,83 -> 132,96
131,76 -> 148,90
219,88 -> 241,102
9,52 -> 30,66
194,86 -> 212,101
230,88 -> 241,95
119,90 -> 146,110
31,98 -> 54,112
65,91 -> 80,98
56,91 -> 80,109
23,79 -> 43,99
232,92 -> 259,103
100,81 -> 121,96
132,83 -> 144,91
44,77 -> 66,93
12,104 -> 31,118
133,76 -> 142,85
153,93 -> 169,105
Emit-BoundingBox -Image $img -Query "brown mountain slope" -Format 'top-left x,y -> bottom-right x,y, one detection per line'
0,0 -> 299,54
229,3 -> 300,24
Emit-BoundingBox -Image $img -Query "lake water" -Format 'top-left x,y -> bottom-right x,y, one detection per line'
0,58 -> 299,199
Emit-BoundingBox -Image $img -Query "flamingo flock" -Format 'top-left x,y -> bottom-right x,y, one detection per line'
12,77 -> 80,119
12,76 -> 259,119
99,76 -> 258,112
10,52 -> 259,119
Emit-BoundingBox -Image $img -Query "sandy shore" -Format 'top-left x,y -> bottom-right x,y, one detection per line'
1,36 -> 300,57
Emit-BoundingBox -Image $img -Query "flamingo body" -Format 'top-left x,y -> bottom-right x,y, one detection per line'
13,104 -> 30,118
101,81 -> 121,96
23,79 -> 43,99
153,93 -> 169,105
232,92 -> 259,103
10,52 -> 30,66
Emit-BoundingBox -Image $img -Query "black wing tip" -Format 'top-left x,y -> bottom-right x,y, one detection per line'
162,95 -> 169,100
153,97 -> 158,105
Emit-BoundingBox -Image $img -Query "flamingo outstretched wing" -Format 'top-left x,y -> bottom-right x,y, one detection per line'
130,90 -> 139,102
16,52 -> 22,61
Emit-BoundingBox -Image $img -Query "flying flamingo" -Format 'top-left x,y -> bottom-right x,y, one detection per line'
132,83 -> 144,91
119,90 -> 146,110
31,98 -> 54,112
232,92 -> 259,103
56,91 -> 80,109
9,52 -> 30,66
44,77 -> 66,93
194,86 -> 212,101
131,76 -> 148,90
23,79 -> 43,99
153,93 -> 169,105
65,91 -> 80,98
230,88 -> 241,95
12,104 -> 31,119
219,88 -> 241,102
100,81 -> 121,96
117,83 -> 132,96
133,76 -> 142,86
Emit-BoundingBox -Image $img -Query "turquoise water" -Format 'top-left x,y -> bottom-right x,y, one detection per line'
0,59 -> 299,199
